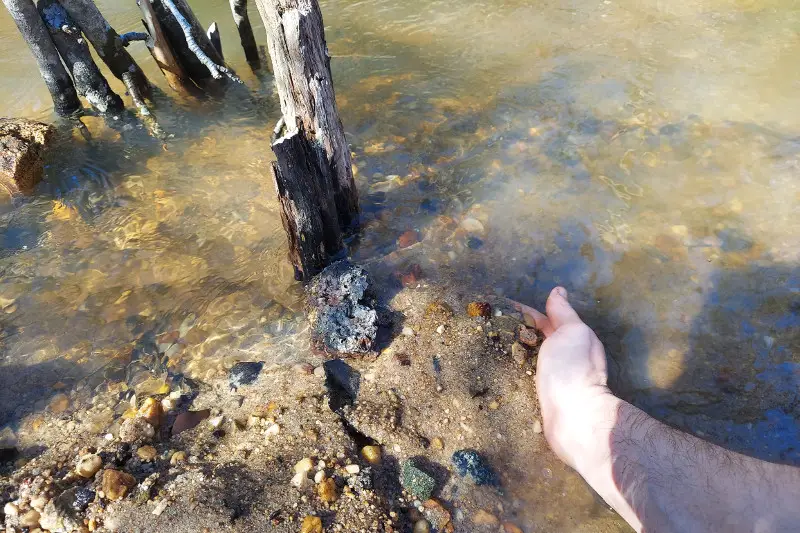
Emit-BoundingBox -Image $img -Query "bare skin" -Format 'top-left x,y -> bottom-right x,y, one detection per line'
516,287 -> 800,533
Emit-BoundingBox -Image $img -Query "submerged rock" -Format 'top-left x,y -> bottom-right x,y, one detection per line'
308,261 -> 378,355
451,449 -> 499,487
0,118 -> 54,194
229,361 -> 264,390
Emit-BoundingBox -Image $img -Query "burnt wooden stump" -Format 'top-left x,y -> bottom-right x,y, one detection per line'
0,118 -> 55,195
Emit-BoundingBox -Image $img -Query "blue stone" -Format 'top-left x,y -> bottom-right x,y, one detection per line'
229,361 -> 264,390
451,449 -> 499,486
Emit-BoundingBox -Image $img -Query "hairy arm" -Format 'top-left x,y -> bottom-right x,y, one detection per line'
516,287 -> 800,533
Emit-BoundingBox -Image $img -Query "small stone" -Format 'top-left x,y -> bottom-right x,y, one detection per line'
4,502 -> 18,517
137,397 -> 162,428
293,362 -> 315,375
49,393 -> 69,414
533,419 -> 543,434
228,361 -> 263,390
170,451 -> 187,464
314,470 -> 326,484
401,460 -> 436,500
413,519 -> 431,533
300,515 -> 323,533
473,509 -> 499,526
30,495 -> 47,512
424,301 -> 454,320
503,522 -> 524,533
265,423 -> 281,436
76,453 -> 103,478
361,445 -> 382,465
209,415 -> 225,428
317,478 -> 338,503
20,509 -> 40,528
295,457 -> 314,474
397,230 -> 420,248
422,499 -> 453,532
460,218 -> 485,234
136,446 -> 158,462
345,464 -> 360,474
518,325 -> 540,348
466,302 -> 492,319
436,324 -> 446,334
511,342 -> 529,366
402,326 -> 415,337
171,409 -> 210,435
102,469 -> 137,501
291,471 -> 310,489
488,400 -> 500,410
451,449 -> 499,486
119,417 -> 155,443
431,437 -> 444,450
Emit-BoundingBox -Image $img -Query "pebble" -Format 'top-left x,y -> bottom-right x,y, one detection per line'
401,460 -> 436,500
503,523 -> 524,533
397,230 -> 420,248
19,509 -> 40,528
76,453 -> 103,478
317,478 -> 338,503
461,218 -> 485,234
431,437 -> 444,450
228,361 -> 264,390
291,471 -> 310,489
451,449 -> 499,486
102,469 -> 137,501
265,423 -> 281,436
360,445 -> 382,465
170,451 -> 187,464
436,324 -> 446,334
314,470 -> 326,484
402,326 -> 415,337
345,464 -> 360,474
295,457 -> 314,474
120,417 -> 155,443
518,325 -> 539,347
137,397 -> 162,428
413,519 -> 431,533
4,502 -> 18,517
209,415 -> 225,428
171,409 -> 210,435
533,419 -> 543,434
137,446 -> 158,462
301,515 -> 323,533
511,342 -> 528,367
293,362 -> 315,375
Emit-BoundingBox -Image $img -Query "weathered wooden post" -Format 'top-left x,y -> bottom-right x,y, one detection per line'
57,0 -> 151,101
206,21 -> 222,59
255,0 -> 360,281
228,0 -> 260,69
2,0 -> 81,116
256,0 -> 359,231
36,0 -> 124,115
138,0 -> 194,95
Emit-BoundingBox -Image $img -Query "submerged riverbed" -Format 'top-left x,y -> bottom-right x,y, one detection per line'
0,0 -> 799,530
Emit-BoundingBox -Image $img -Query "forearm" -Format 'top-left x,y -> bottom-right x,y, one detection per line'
573,394 -> 800,533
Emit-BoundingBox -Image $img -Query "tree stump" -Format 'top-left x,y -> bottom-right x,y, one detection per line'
255,0 -> 359,231
36,0 -> 124,115
228,0 -> 260,68
1,0 -> 81,117
0,118 -> 55,195
58,0 -> 151,100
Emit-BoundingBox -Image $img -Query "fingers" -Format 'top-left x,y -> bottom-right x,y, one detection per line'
545,286 -> 583,331
511,299 -> 554,337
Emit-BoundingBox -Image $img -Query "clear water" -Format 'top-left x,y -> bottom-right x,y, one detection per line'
1,0 -> 799,529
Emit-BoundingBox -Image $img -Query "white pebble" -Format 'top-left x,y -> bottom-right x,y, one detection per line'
314,470 -> 326,483
291,471 -> 309,488
402,326 -> 415,337
345,464 -> 360,474
209,415 -> 225,428
4,502 -> 18,517
265,423 -> 280,437
436,324 -> 446,334
294,457 -> 314,474
533,419 -> 543,434
152,499 -> 170,516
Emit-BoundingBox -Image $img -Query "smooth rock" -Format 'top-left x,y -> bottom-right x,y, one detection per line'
503,522 -> 524,533
533,419 -> 543,434
413,519 -> 431,533
76,454 -> 102,478
228,361 -> 264,390
361,445 -> 382,465
473,509 -> 499,526
170,451 -> 186,464
345,464 -> 360,474
102,469 -> 136,501
19,509 -> 40,528
137,398 -> 162,428
402,326 -> 415,337
461,218 -> 485,234
171,409 -> 210,435
294,457 -> 314,474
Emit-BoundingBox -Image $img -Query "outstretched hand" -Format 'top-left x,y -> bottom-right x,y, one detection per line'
515,287 -> 613,469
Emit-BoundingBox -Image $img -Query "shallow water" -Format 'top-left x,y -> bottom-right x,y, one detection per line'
1,0 -> 799,529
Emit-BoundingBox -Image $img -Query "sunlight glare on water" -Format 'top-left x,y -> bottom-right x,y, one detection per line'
0,0 -> 799,530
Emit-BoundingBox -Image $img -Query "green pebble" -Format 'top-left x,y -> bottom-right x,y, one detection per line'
401,460 -> 436,500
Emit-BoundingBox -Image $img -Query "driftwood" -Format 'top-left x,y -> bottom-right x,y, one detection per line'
153,0 -> 239,86
58,0 -> 151,100
36,0 -> 124,115
1,0 -> 81,116
228,0 -> 260,68
138,0 -> 194,94
271,121 -> 344,281
206,21 -> 222,59
256,0 -> 359,231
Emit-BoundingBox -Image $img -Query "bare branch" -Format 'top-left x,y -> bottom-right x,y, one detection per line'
120,31 -> 150,47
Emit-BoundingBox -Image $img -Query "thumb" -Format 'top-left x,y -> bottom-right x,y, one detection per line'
545,286 -> 583,331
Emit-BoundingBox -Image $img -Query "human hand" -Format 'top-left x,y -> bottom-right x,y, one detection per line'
514,287 -> 615,469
